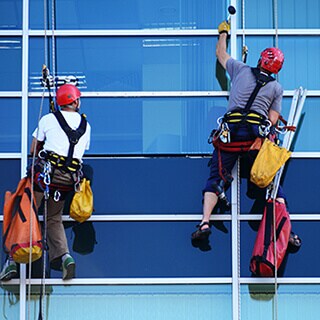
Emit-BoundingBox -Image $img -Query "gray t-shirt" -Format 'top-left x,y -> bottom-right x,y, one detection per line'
226,58 -> 283,118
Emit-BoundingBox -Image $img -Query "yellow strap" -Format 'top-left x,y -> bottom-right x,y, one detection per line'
246,120 -> 263,124
247,112 -> 263,118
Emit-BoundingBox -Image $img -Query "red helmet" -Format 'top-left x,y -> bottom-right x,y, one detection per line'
56,84 -> 81,106
258,48 -> 284,74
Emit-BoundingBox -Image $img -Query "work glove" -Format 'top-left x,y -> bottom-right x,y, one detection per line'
218,20 -> 230,34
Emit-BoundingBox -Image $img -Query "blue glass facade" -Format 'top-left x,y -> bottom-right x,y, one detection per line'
0,0 -> 319,319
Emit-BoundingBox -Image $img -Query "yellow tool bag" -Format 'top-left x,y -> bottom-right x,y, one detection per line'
70,178 -> 93,223
250,138 -> 291,188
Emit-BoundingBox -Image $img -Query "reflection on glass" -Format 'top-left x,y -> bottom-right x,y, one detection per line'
29,36 -> 220,92
0,99 -> 21,152
30,0 -> 227,30
0,38 -> 22,90
0,285 -> 19,318
241,221 -> 319,277
0,0 -> 22,30
237,36 -> 320,91
243,0 -> 320,29
47,221 -> 232,278
27,284 -> 232,320
241,284 -> 320,320
29,97 -> 227,155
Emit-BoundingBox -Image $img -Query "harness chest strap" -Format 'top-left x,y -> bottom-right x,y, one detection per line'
210,69 -> 276,181
223,68 -> 275,126
53,110 -> 87,168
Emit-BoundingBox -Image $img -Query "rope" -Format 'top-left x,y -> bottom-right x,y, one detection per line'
51,0 -> 56,101
26,0 -> 50,313
272,0 -> 279,319
273,0 -> 279,49
273,0 -> 279,84
39,188 -> 49,320
43,0 -> 48,68
237,158 -> 241,320
27,89 -> 46,320
28,0 -> 57,318
241,0 -> 248,63
272,198 -> 278,320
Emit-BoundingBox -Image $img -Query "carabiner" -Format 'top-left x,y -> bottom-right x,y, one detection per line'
53,190 -> 61,202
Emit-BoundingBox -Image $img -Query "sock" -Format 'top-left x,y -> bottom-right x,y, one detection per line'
61,253 -> 71,263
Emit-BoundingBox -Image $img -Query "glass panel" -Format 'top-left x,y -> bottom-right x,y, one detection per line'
283,159 -> 320,213
0,0 -> 22,30
242,0 -> 320,29
30,0 -> 227,30
239,0 -> 273,29
47,221 -> 231,278
280,97 -> 320,152
0,160 -> 21,209
62,158 -> 210,215
241,285 -> 320,320
241,159 -> 320,215
29,36 -> 223,92
28,285 -> 231,320
29,97 -> 227,155
278,0 -> 320,28
241,221 -> 319,277
0,99 -> 21,152
0,37 -> 22,90
0,285 -> 20,319
237,36 -> 320,91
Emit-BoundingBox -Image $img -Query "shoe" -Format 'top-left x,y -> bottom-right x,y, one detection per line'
288,231 -> 302,254
0,259 -> 17,281
191,222 -> 212,241
62,255 -> 75,280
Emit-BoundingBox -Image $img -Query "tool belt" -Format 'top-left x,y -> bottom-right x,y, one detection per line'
32,153 -> 82,200
212,137 -> 256,153
223,109 -> 268,126
39,150 -> 81,172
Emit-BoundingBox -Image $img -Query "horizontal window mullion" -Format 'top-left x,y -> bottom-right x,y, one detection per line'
25,29 -> 320,37
27,90 -> 320,98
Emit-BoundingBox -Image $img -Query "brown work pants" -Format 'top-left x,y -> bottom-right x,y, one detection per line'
33,164 -> 74,262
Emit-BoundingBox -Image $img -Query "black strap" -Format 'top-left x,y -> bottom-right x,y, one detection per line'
53,110 -> 87,167
263,201 -> 273,257
243,68 -> 275,113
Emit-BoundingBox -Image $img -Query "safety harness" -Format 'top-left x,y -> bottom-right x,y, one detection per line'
207,67 -> 276,191
52,110 -> 87,170
34,110 -> 87,199
209,67 -> 275,153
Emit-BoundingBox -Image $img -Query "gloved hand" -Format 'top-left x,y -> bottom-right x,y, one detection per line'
218,20 -> 230,34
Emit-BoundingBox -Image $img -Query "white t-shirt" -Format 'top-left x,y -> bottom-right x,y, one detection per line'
33,111 -> 91,160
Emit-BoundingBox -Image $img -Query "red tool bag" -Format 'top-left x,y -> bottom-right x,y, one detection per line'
250,200 -> 291,277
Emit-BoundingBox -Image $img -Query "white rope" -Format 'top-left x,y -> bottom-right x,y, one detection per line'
273,198 -> 278,320
43,0 -> 48,68
27,0 -> 57,318
40,190 -> 49,320
272,0 -> 279,319
237,158 -> 241,320
241,0 -> 248,63
26,0 -> 50,317
51,0 -> 56,99
27,91 -> 46,320
273,0 -> 279,84
242,0 -> 245,46
273,0 -> 279,49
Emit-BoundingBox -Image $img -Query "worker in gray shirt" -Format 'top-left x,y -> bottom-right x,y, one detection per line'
192,20 -> 287,241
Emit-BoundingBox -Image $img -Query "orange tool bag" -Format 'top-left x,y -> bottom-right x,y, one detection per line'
2,177 -> 43,264
250,200 -> 291,277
